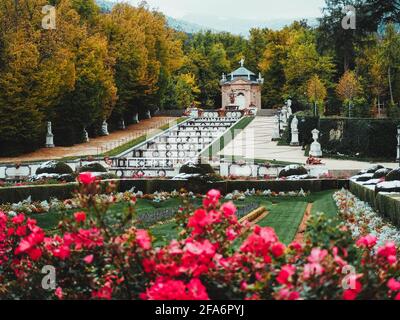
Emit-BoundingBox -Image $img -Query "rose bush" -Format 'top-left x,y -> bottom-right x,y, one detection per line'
0,174 -> 399,300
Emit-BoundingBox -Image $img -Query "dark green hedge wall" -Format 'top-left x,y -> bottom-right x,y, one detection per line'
287,116 -> 399,160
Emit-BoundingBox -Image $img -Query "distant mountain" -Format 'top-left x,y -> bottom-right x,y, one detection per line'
181,13 -> 318,36
95,0 -> 217,34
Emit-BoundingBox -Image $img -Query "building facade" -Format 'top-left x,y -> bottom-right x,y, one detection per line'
220,59 -> 264,111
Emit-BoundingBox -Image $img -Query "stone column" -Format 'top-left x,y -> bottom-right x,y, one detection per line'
272,115 -> 281,141
101,121 -> 109,136
45,122 -> 55,148
290,116 -> 299,146
310,129 -> 322,157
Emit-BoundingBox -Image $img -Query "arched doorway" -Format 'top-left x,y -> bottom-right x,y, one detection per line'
236,93 -> 246,110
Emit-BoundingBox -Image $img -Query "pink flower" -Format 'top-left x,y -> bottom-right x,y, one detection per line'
83,254 -> 94,264
55,287 -> 63,300
308,248 -> 328,264
277,288 -> 300,300
221,202 -> 236,217
78,172 -> 97,185
74,212 -> 86,223
388,278 -> 400,292
377,242 -> 397,264
356,235 -> 377,249
136,230 -> 152,250
203,189 -> 221,207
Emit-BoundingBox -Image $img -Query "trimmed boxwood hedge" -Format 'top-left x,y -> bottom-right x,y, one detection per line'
0,184 -> 78,204
349,181 -> 400,227
285,116 -> 400,160
0,179 -> 350,205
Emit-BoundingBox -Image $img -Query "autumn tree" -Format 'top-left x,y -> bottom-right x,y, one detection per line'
307,75 -> 327,116
336,70 -> 361,117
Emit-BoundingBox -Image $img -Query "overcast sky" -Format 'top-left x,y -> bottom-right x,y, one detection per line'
133,0 -> 326,20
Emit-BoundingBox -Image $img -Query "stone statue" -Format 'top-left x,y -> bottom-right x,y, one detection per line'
310,129 -> 322,157
290,116 -> 299,146
101,120 -> 109,136
240,58 -> 245,67
46,121 -> 55,148
83,128 -> 89,143
272,115 -> 280,141
133,113 -> 139,124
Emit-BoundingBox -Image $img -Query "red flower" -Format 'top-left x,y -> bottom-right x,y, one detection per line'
92,282 -> 113,300
12,214 -> 25,225
142,278 -> 209,300
78,172 -> 97,185
271,242 -> 286,258
277,265 -> 296,285
343,281 -> 362,300
74,212 -> 86,223
388,278 -> 400,292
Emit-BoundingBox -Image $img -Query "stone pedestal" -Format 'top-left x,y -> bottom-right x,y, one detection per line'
101,121 -> 109,136
272,115 -> 281,141
310,129 -> 322,157
290,115 -> 299,146
45,122 -> 55,148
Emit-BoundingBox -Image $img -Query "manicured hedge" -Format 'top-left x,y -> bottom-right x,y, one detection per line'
0,179 -> 350,205
290,116 -> 399,160
0,184 -> 78,204
349,181 -> 400,227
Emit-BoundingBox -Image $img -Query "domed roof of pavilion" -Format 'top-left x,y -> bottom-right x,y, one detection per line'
221,58 -> 263,85
231,66 -> 256,77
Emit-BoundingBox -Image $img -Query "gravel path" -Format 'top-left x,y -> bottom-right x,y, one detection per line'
219,116 -> 397,171
0,117 -> 178,164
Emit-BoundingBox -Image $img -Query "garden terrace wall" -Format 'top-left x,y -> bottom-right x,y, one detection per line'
349,181 -> 400,227
283,116 -> 399,160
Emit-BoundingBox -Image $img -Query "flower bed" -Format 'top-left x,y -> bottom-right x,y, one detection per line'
334,189 -> 400,246
0,173 -> 399,300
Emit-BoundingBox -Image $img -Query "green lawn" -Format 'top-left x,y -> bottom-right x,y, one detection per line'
257,201 -> 308,244
30,191 -> 339,246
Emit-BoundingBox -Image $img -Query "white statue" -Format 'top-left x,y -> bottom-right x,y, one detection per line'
46,121 -> 55,148
240,58 -> 245,67
133,113 -> 139,124
101,121 -> 109,136
290,116 -> 299,146
83,128 -> 89,143
310,129 -> 322,157
272,115 -> 281,141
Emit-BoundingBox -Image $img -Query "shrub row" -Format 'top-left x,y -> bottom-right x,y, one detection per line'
0,179 -> 350,205
349,181 -> 400,227
283,116 -> 399,160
